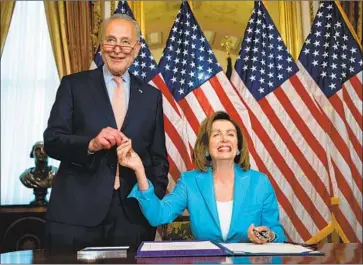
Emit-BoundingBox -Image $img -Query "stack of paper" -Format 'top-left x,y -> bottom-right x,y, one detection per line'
220,243 -> 319,255
136,241 -> 323,257
77,246 -> 129,260
137,241 -> 225,257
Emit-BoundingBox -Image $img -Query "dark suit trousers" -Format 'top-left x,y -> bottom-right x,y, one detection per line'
45,190 -> 156,252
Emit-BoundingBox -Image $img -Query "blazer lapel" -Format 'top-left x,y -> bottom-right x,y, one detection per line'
195,168 -> 220,230
89,67 -> 117,128
121,74 -> 143,131
227,165 -> 251,239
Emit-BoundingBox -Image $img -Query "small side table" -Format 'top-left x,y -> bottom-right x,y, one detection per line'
0,205 -> 47,253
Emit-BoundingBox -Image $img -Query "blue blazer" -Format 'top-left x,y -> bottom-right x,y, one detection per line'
129,164 -> 286,243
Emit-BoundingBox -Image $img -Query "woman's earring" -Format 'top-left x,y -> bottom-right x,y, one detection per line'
205,151 -> 210,158
236,150 -> 240,156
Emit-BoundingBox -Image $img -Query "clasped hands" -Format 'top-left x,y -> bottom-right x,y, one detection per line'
88,127 -> 143,172
247,224 -> 275,244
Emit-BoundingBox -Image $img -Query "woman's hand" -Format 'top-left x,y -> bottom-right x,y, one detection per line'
117,137 -> 149,191
116,138 -> 143,173
247,224 -> 275,244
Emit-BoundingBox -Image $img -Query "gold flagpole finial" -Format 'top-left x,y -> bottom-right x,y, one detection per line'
221,35 -> 232,58
110,0 -> 116,15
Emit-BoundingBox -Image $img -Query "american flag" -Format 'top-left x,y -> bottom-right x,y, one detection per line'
231,1 -> 335,243
158,1 -> 253,164
92,1 -> 194,190
298,1 -> 362,242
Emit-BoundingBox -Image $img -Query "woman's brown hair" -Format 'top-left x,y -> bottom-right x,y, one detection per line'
192,111 -> 250,172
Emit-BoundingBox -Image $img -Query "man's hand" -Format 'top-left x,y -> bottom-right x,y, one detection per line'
88,127 -> 126,152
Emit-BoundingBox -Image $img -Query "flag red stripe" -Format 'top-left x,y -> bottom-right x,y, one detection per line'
268,172 -> 312,241
289,75 -> 331,169
272,88 -> 332,206
329,94 -> 361,162
188,143 -> 194,155
318,100 -> 362,193
332,162 -> 363,227
258,95 -> 330,229
329,95 -> 362,192
209,76 -> 256,148
284,230 -> 292,242
289,75 -> 335,196
193,87 -> 214,116
209,76 -> 265,167
210,77 -> 284,191
330,171 -> 360,242
242,99 -> 314,240
337,125 -> 362,193
167,154 -> 181,184
349,75 -> 363,102
342,84 -> 363,131
164,117 -> 194,170
344,119 -> 363,164
211,76 -> 310,240
229,78 -> 311,240
178,98 -> 200,135
252,98 -> 327,229
153,75 -> 182,117
276,83 -> 332,183
201,77 -> 271,180
333,206 -> 361,243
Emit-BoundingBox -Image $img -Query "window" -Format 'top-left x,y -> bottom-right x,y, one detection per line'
1,1 -> 60,205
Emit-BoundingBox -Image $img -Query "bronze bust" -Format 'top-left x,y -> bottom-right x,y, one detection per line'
19,141 -> 57,205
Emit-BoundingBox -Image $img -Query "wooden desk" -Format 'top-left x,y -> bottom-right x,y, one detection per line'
0,243 -> 361,264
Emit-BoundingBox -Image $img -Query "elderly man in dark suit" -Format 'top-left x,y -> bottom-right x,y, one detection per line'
43,13 -> 169,251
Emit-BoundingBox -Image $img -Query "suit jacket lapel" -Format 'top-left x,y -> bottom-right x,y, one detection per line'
89,66 -> 117,128
227,165 -> 251,239
121,74 -> 143,131
195,168 -> 220,230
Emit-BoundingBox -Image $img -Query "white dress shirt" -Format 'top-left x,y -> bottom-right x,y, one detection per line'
216,200 -> 233,241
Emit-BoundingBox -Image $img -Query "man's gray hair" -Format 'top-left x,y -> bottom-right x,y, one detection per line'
98,13 -> 141,44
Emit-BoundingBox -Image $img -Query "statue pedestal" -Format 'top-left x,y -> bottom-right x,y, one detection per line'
30,188 -> 48,206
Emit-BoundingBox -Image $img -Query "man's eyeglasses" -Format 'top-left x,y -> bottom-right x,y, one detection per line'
102,41 -> 139,54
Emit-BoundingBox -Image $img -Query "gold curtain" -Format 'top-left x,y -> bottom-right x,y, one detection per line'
278,1 -> 304,60
129,1 -> 145,34
0,0 -> 15,57
44,1 -> 94,78
340,1 -> 363,46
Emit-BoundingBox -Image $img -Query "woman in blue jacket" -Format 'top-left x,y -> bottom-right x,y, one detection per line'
117,111 -> 286,243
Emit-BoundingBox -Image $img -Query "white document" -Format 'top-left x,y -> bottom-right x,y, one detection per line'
221,243 -> 313,254
80,246 -> 129,250
77,246 -> 129,260
140,241 -> 220,251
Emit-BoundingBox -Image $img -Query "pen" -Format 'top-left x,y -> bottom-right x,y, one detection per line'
253,229 -> 271,241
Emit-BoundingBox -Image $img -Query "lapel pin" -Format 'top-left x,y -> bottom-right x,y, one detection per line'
138,89 -> 143,94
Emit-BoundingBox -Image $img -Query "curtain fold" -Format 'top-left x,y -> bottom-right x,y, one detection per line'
278,1 -> 304,61
1,1 -> 16,57
44,1 -> 93,78
1,1 -> 60,205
